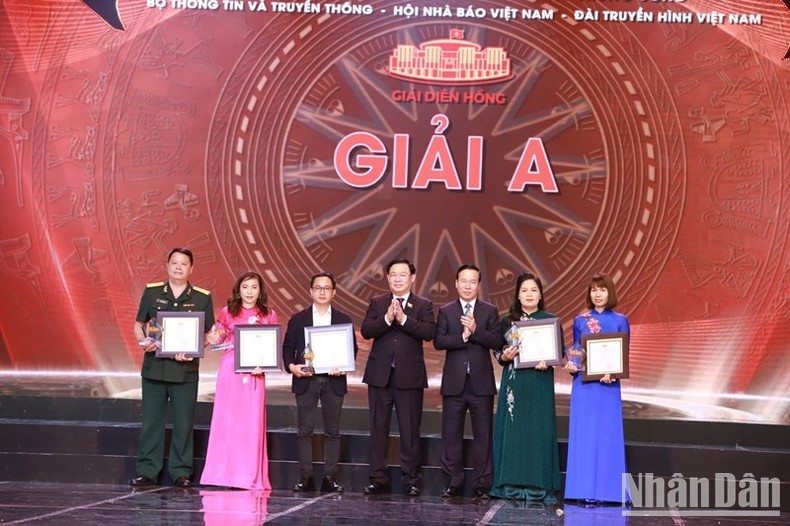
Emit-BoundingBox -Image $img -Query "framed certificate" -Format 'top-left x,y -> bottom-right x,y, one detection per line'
155,311 -> 205,358
512,317 -> 563,369
305,323 -> 356,374
581,331 -> 629,381
234,324 -> 283,373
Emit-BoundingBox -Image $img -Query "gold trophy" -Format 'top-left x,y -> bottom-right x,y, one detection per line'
303,343 -> 315,374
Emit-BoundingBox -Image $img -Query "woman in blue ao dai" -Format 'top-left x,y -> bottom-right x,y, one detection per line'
564,273 -> 630,503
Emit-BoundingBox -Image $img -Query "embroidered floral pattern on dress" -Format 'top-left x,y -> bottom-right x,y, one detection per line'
505,312 -> 532,422
583,312 -> 601,334
506,381 -> 516,421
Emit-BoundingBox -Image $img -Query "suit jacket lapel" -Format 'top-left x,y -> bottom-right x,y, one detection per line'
402,293 -> 413,313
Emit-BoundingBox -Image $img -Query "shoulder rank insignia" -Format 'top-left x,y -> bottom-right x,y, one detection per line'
146,281 -> 165,288
192,285 -> 211,295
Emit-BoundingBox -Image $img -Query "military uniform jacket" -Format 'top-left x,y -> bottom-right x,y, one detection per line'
135,281 -> 215,383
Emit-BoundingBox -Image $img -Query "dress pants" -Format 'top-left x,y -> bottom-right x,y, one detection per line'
136,377 -> 199,480
440,376 -> 494,489
368,368 -> 424,485
295,375 -> 344,478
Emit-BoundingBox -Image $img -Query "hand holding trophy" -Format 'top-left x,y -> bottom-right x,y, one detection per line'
506,323 -> 522,347
502,323 -> 521,362
207,322 -> 233,352
302,343 -> 316,375
564,343 -> 585,373
138,319 -> 162,352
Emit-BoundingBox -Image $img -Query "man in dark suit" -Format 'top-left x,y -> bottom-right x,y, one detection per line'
361,258 -> 436,497
283,272 -> 358,493
434,264 -> 501,500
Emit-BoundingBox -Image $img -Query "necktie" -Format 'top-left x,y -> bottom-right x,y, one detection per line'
464,303 -> 472,374
394,298 -> 405,326
392,298 -> 405,329
391,298 -> 405,367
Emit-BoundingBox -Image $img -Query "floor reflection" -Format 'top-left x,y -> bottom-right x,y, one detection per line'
0,482 -> 787,526
200,489 -> 269,525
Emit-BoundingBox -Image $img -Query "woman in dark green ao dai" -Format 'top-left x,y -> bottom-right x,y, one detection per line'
490,272 -> 562,502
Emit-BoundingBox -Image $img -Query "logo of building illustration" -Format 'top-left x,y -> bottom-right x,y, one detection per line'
387,29 -> 513,85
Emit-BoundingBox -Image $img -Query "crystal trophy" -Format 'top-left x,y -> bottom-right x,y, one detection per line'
208,322 -> 233,352
303,342 -> 315,375
138,318 -> 162,350
566,343 -> 585,371
504,323 -> 521,349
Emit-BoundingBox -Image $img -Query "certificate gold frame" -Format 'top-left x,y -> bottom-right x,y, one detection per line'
155,311 -> 205,358
581,331 -> 629,381
233,324 -> 283,373
304,323 -> 356,374
512,317 -> 563,369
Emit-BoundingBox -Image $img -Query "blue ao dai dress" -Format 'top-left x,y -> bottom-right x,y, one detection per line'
564,308 -> 629,503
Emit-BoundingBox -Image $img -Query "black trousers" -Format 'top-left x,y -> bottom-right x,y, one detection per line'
295,375 -> 344,478
440,376 -> 494,489
367,368 -> 424,485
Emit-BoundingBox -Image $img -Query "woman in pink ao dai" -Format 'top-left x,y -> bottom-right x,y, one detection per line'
201,271 -> 278,490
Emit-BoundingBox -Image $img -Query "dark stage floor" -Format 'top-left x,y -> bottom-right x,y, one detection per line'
1,482 -> 787,526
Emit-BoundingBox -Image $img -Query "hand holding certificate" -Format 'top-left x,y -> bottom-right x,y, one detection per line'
234,324 -> 283,373
581,332 -> 629,381
511,318 -> 563,369
304,324 -> 355,374
155,312 -> 205,358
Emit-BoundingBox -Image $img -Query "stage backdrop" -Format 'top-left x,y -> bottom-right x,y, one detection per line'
0,0 -> 788,423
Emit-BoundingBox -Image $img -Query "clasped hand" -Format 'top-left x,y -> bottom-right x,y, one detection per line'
460,313 -> 476,339
386,299 -> 406,325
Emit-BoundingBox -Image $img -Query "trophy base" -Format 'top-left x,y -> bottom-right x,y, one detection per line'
209,343 -> 234,352
137,338 -> 160,350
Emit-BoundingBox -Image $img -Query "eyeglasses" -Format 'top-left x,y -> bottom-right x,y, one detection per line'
311,286 -> 334,292
388,273 -> 410,280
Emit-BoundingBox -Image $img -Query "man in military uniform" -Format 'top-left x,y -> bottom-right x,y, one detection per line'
129,247 -> 215,488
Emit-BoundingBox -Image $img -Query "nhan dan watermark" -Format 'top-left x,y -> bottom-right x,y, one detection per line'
623,472 -> 781,517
